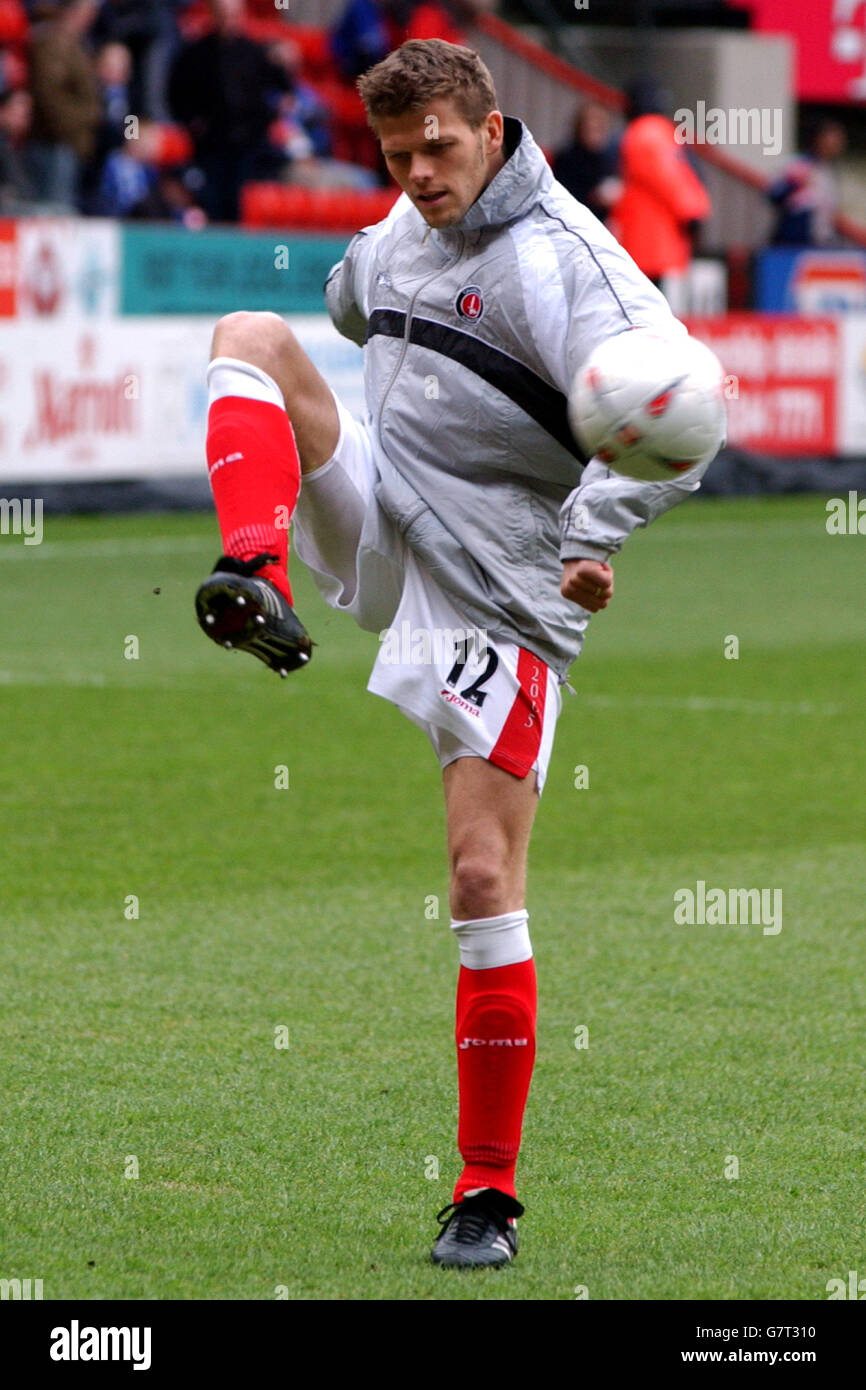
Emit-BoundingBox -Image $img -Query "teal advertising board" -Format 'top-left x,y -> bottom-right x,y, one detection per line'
121,227 -> 351,315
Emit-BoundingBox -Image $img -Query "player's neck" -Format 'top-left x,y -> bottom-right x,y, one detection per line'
481,147 -> 507,194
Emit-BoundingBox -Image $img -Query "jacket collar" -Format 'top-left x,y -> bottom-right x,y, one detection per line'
428,117 -> 552,249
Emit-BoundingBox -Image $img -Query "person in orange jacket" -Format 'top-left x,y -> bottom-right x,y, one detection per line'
611,76 -> 711,285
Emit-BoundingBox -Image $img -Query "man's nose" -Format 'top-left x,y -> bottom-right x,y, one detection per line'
409,154 -> 436,184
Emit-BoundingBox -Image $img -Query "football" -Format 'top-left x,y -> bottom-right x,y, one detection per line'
567,327 -> 727,482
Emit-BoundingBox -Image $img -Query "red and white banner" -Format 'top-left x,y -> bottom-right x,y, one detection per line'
838,313 -> 866,452
687,314 -> 841,455
745,0 -> 866,102
0,220 -> 16,318
0,218 -> 120,320
0,319 -> 204,479
0,315 -> 364,481
0,310 -> 864,479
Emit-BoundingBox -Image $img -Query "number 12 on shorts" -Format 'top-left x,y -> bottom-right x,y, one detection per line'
445,639 -> 500,709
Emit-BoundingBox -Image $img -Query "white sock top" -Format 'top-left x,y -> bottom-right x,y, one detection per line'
450,909 -> 532,970
207,356 -> 284,410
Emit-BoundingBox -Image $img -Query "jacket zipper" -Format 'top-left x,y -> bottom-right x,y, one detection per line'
376,230 -> 466,445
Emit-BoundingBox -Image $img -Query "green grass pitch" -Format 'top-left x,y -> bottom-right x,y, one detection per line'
1,493 -> 863,1301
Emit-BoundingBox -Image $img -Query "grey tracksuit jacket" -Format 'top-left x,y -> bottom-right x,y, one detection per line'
324,116 -> 708,679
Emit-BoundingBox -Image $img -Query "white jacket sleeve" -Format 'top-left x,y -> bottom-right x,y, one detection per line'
519,214 -> 709,562
324,231 -> 370,348
558,456 -> 709,563
324,193 -> 413,348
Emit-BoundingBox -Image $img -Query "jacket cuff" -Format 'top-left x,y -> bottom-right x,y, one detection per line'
559,493 -> 616,563
559,540 -> 612,563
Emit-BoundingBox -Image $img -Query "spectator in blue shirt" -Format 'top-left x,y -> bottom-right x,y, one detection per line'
769,120 -> 846,247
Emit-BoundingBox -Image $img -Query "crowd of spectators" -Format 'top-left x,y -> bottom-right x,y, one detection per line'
554,78 -> 711,287
553,82 -> 849,289
0,0 -> 850,246
0,0 -> 481,222
768,118 -> 847,247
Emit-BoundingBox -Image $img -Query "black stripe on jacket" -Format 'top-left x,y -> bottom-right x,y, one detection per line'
366,308 -> 588,464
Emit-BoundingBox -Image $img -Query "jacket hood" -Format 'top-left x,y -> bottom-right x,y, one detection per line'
431,116 -> 553,247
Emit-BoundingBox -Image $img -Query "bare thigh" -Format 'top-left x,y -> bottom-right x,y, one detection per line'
211,310 -> 340,474
443,756 -> 540,921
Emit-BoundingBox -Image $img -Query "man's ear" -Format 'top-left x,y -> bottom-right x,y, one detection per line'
486,110 -> 505,151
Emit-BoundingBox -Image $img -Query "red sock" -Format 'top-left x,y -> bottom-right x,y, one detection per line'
453,958 -> 537,1203
206,396 -> 300,602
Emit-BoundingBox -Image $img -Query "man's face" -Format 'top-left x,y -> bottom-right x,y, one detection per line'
377,98 -> 505,228
210,0 -> 245,36
0,91 -> 31,141
814,124 -> 845,162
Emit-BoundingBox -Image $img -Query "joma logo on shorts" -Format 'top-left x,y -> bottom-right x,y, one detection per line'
440,689 -> 482,718
459,1037 -> 529,1049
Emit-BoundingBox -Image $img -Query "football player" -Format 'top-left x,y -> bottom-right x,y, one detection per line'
195,39 -> 711,1268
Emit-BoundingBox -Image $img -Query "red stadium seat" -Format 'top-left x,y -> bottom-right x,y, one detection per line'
308,77 -> 379,170
245,16 -> 302,44
152,123 -> 194,167
177,1 -> 212,39
241,182 -> 400,231
310,78 -> 369,129
279,25 -> 333,78
404,1 -> 463,45
0,0 -> 26,44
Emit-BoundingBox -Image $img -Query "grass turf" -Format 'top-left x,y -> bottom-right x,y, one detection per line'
0,493 -> 863,1300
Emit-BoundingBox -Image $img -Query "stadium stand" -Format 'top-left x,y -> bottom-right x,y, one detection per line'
241,181 -> 399,230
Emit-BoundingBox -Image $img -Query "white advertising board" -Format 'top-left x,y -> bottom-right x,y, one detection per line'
0,315 -> 364,482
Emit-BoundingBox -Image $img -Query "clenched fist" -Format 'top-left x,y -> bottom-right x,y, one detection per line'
560,559 -> 614,612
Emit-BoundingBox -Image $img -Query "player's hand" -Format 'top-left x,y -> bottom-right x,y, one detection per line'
560,559 -> 614,611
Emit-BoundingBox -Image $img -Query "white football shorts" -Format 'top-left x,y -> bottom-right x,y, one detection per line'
293,389 -> 562,793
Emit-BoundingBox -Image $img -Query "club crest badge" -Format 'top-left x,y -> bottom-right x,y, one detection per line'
456,285 -> 484,321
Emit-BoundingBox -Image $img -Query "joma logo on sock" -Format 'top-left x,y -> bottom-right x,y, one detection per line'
49,1321 -> 152,1371
208,451 -> 244,477
459,1037 -> 529,1049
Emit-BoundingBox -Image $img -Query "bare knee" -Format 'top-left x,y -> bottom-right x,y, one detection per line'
211,310 -> 291,384
450,851 -> 511,921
